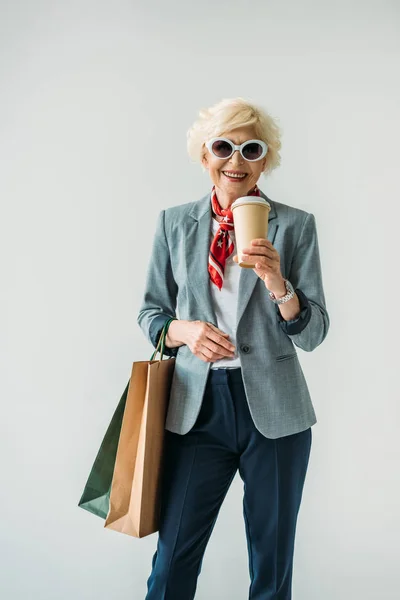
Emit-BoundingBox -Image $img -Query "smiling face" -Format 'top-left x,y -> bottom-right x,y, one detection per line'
201,125 -> 267,209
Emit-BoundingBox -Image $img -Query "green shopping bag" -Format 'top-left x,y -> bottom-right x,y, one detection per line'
77,317 -> 176,521
78,381 -> 129,518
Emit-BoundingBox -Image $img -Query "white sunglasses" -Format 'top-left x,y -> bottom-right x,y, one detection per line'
205,137 -> 268,162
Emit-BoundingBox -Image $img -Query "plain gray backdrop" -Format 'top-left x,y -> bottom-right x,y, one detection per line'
1,1 -> 399,599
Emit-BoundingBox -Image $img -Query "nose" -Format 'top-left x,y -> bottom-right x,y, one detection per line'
230,149 -> 244,165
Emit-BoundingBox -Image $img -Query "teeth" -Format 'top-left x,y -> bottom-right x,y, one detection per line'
223,172 -> 247,179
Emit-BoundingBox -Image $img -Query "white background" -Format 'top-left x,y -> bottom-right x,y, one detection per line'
1,1 -> 399,599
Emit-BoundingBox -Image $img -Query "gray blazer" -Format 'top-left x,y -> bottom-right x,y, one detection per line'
137,189 -> 330,439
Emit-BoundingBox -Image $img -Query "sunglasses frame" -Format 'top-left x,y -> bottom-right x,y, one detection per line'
205,137 -> 268,162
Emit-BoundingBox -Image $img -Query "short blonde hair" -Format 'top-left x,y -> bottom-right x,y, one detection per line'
187,97 -> 282,175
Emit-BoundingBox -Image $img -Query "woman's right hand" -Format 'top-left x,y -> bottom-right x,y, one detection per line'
167,320 -> 236,363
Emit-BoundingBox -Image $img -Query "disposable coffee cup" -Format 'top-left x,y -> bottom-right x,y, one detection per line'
231,197 -> 271,268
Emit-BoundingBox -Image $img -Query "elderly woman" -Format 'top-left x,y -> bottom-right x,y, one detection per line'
137,97 -> 329,600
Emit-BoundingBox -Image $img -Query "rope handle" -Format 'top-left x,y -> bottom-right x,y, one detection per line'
150,317 -> 177,361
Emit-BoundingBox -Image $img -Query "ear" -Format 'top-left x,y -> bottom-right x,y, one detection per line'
201,153 -> 209,170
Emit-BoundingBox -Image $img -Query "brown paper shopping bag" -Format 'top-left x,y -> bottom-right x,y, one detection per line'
104,318 -> 176,538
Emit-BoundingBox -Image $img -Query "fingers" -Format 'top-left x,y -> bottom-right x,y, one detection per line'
205,340 -> 235,358
242,255 -> 273,267
199,345 -> 235,362
206,324 -> 235,352
200,323 -> 235,360
208,323 -> 229,336
241,247 -> 275,258
186,322 -> 236,362
250,239 -> 273,247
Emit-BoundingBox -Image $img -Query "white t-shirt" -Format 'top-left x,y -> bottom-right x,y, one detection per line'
209,216 -> 242,369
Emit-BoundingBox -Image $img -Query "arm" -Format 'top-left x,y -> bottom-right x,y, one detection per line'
137,209 -> 179,358
276,212 -> 330,351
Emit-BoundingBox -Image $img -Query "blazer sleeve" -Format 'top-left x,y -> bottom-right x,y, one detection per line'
136,209 -> 179,358
274,287 -> 311,335
278,212 -> 330,352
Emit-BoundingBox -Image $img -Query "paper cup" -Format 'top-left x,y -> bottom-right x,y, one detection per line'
231,197 -> 271,268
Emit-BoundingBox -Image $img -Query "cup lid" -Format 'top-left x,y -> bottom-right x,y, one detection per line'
231,196 -> 271,211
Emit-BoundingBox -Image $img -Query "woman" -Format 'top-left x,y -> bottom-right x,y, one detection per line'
137,97 -> 330,600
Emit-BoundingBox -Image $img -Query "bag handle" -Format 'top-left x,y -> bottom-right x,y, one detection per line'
150,317 -> 177,361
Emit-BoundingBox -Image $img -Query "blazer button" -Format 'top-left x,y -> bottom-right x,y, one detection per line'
241,344 -> 250,354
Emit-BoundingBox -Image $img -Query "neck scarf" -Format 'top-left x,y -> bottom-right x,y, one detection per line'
208,184 -> 260,290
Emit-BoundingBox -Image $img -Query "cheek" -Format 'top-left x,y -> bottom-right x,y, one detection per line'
211,166 -> 222,178
250,166 -> 262,179
212,162 -> 226,176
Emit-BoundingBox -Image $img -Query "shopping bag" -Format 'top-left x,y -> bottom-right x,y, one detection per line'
77,381 -> 129,519
104,320 -> 176,538
77,317 -> 176,538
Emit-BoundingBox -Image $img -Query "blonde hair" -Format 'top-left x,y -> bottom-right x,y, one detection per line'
187,97 -> 282,175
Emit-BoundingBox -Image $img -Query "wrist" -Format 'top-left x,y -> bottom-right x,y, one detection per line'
165,319 -> 188,348
268,278 -> 287,299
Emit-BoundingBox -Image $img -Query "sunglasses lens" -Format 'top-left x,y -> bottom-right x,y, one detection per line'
211,140 -> 233,158
242,142 -> 264,161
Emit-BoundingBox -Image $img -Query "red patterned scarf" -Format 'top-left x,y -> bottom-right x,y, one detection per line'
208,184 -> 260,290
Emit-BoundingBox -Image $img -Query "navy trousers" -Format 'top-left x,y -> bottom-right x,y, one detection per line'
145,367 -> 312,600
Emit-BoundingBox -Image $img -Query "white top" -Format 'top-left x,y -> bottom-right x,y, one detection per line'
209,217 -> 242,369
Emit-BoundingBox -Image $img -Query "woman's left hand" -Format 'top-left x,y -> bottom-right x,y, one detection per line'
233,239 -> 286,294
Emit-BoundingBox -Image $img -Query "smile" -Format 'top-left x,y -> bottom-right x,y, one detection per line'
222,171 -> 248,180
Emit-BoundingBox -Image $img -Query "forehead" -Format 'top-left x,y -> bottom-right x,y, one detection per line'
219,125 -> 257,143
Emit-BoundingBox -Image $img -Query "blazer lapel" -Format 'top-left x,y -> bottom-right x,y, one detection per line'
184,189 -> 278,327
184,193 -> 218,324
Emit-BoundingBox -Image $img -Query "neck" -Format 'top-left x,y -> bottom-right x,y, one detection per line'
214,184 -> 258,210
